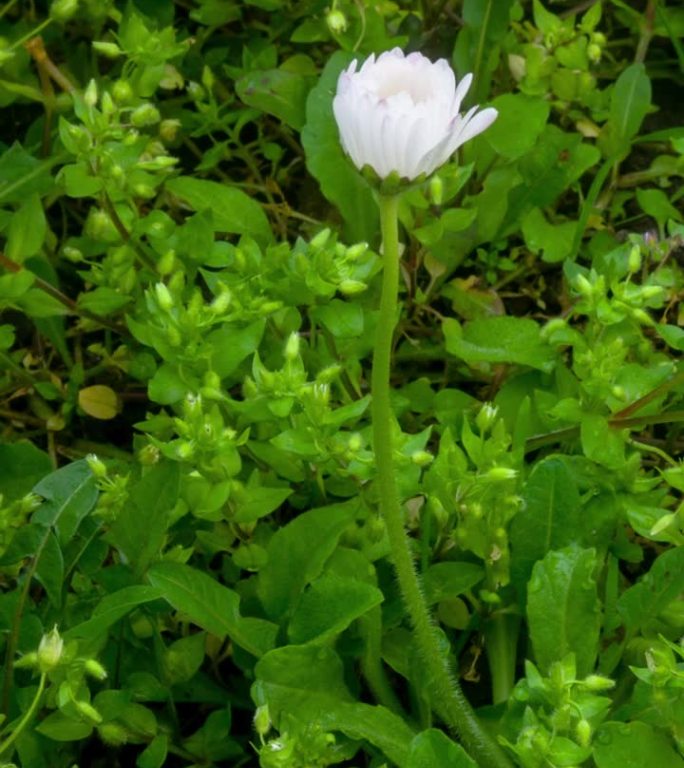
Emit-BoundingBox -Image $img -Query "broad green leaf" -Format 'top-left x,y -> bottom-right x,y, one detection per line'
609,63 -> 651,143
147,561 -> 277,657
510,457 -> 583,599
254,644 -> 415,766
60,162 -> 103,197
77,286 -> 132,316
36,712 -> 93,741
443,316 -> 555,371
147,363 -> 188,405
485,94 -> 550,159
423,562 -> 485,604
636,187 -> 682,231
232,486 -> 292,524
312,299 -> 364,338
137,734 -> 168,768
35,530 -> 64,608
33,460 -> 98,545
288,574 -> 383,644
0,442 -> 51,503
6,194 -> 47,263
581,413 -> 625,469
522,207 -> 576,263
301,52 -> 377,242
616,546 -> 684,631
0,142 -> 55,204
257,499 -> 359,620
65,585 -> 164,640
527,545 -> 601,676
593,721 -> 684,768
407,729 -> 477,768
236,67 -> 315,130
207,319 -> 266,378
109,462 -> 180,575
165,176 -> 272,247
78,384 -> 120,420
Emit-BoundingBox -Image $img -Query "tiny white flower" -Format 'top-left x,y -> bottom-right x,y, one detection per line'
333,48 -> 498,181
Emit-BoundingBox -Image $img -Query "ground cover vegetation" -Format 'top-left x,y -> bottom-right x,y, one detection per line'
0,0 -> 683,766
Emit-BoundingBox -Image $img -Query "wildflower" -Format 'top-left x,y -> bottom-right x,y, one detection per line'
333,48 -> 497,181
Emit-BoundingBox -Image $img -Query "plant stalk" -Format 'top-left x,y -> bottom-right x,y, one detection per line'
372,194 -> 513,768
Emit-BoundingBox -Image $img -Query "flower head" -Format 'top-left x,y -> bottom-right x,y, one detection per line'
333,48 -> 497,181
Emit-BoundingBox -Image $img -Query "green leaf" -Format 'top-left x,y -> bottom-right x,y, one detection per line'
33,460 -> 98,545
65,585 -> 164,640
407,729 -> 477,768
485,95 -> 550,160
165,176 -> 273,247
301,52 -> 377,242
35,530 -> 64,608
593,721 -> 684,768
236,68 -> 315,130
36,712 -> 93,741
207,319 -> 266,378
527,545 -> 601,676
443,316 -> 555,371
0,442 -> 51,503
581,413 -> 625,469
254,645 -> 415,766
6,194 -> 47,263
636,187 -> 682,231
423,562 -> 485,604
232,486 -> 292,524
288,573 -> 383,644
77,286 -> 132,316
609,63 -> 651,143
510,457 -> 583,599
60,162 -> 103,197
0,142 -> 55,204
617,546 -> 684,631
147,561 -> 277,657
522,207 -> 576,263
147,363 -> 188,405
137,734 -> 168,768
109,462 -> 180,575
256,499 -> 359,620
312,299 -> 364,338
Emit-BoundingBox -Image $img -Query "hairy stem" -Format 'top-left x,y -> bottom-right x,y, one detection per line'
372,194 -> 513,768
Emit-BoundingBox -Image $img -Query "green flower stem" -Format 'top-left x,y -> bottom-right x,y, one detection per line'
484,611 -> 520,706
372,194 -> 513,768
0,672 -> 46,760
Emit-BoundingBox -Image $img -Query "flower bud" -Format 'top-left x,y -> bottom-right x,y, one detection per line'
86,454 -> 107,479
50,0 -> 79,22
411,450 -> 433,467
92,41 -> 122,58
14,652 -> 38,670
486,466 -> 518,482
38,626 -> 64,673
159,119 -> 181,143
582,674 -> 615,691
338,279 -> 367,295
254,704 -> 271,737
628,244 -> 642,273
84,658 -> 108,681
155,282 -> 174,311
112,79 -> 134,104
429,175 -> 444,206
131,103 -> 161,128
84,79 -> 98,108
311,228 -> 331,249
575,719 -> 592,748
326,8 -> 348,34
63,245 -> 84,262
284,332 -> 300,361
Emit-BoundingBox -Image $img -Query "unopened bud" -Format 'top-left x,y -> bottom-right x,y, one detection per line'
254,704 -> 271,737
284,332 -> 300,361
50,0 -> 79,22
411,450 -> 433,467
310,228 -> 331,249
338,279 -> 367,295
628,245 -> 642,273
84,658 -> 108,681
326,8 -> 348,34
37,626 -> 64,673
429,175 -> 444,206
86,454 -> 107,479
583,674 -> 615,691
92,41 -> 122,58
131,103 -> 161,128
155,282 -> 174,311
84,79 -> 98,108
97,721 -> 129,746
